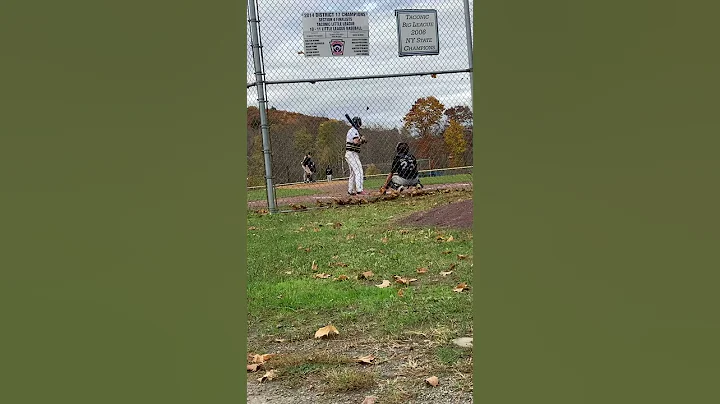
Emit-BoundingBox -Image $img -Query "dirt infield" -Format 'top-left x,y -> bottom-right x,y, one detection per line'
400,199 -> 473,230
248,182 -> 472,210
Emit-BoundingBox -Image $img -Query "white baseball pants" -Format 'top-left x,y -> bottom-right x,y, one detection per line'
344,150 -> 363,193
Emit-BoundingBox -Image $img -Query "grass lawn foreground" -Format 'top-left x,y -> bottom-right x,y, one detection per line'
246,190 -> 474,403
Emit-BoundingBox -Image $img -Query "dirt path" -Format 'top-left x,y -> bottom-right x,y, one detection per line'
246,336 -> 473,404
248,182 -> 472,210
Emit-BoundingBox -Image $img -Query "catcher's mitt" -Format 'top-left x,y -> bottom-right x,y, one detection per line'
359,135 -> 367,144
379,186 -> 386,194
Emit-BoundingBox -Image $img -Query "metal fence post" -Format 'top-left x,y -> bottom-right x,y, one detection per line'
248,0 -> 277,213
463,0 -> 474,99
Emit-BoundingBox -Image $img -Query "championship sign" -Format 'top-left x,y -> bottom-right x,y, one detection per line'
302,12 -> 370,57
395,9 -> 440,57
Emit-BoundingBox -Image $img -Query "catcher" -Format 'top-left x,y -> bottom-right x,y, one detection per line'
380,142 -> 423,194
345,116 -> 368,195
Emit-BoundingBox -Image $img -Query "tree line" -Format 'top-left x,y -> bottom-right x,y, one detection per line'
247,96 -> 473,187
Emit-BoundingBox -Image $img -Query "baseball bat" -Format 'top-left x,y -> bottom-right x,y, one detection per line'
345,114 -> 359,130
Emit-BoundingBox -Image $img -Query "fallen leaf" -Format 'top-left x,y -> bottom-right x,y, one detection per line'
335,275 -> 349,281
448,263 -> 457,271
258,369 -> 278,383
290,204 -> 307,211
457,254 -> 468,260
251,353 -> 275,364
358,271 -> 374,280
333,222 -> 343,229
399,230 -> 409,234
274,339 -> 286,343
440,271 -> 453,276
394,276 -> 417,286
297,246 -> 304,250
331,262 -> 349,267
304,248 -> 311,252
354,354 -> 376,364
381,237 -> 388,244
284,271 -> 293,275
416,267 -> 428,274
442,250 -> 452,255
376,280 -> 391,288
314,324 -> 339,338
313,273 -> 331,279
311,260 -> 318,271
397,289 -> 404,297
425,376 -> 439,387
446,236 -> 454,242
436,236 -> 445,241
453,283 -> 470,292
346,234 -> 355,240
247,363 -> 261,372
313,228 -> 320,232
361,396 -> 378,404
332,255 -> 339,259
248,226 -> 258,230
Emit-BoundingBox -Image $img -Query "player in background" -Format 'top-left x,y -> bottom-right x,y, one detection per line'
301,153 -> 313,183
325,166 -> 333,182
345,117 -> 367,195
379,142 -> 423,194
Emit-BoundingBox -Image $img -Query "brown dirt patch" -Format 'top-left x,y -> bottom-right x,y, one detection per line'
248,183 -> 472,211
246,336 -> 473,404
400,199 -> 473,230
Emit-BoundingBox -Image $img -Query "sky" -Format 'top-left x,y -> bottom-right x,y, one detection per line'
247,0 -> 474,128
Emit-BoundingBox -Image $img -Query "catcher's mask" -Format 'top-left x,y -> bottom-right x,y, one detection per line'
352,117 -> 362,128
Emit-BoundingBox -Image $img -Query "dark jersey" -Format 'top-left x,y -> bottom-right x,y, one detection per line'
391,153 -> 418,179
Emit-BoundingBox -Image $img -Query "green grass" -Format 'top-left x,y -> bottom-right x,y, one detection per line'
247,186 -> 319,202
247,191 -> 474,344
323,368 -> 377,392
435,346 -> 466,365
247,173 -> 472,202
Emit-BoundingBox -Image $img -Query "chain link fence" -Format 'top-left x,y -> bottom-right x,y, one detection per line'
247,0 -> 473,211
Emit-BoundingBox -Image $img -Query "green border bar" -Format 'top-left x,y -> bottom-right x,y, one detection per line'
1,1 -> 247,402
474,1 -> 720,403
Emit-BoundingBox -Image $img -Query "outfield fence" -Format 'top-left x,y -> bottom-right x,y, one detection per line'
248,0 -> 474,212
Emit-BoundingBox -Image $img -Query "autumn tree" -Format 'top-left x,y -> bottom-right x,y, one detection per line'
293,127 -> 315,157
247,134 -> 265,186
444,105 -> 473,128
444,105 -> 473,165
403,96 -> 446,167
314,120 -> 346,171
403,96 -> 445,138
443,119 -> 467,167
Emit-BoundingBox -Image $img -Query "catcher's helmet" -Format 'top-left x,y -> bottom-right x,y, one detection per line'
352,117 -> 362,128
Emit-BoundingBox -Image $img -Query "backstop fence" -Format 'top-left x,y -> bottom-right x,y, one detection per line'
247,0 -> 473,212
